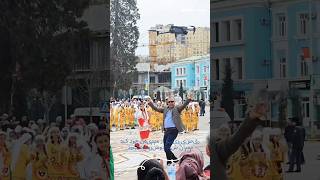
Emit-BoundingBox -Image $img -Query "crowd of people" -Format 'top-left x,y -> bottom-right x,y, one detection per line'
0,113 -> 111,180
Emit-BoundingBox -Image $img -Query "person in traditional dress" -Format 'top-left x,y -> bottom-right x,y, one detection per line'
0,131 -> 11,180
46,127 -> 65,179
86,131 -> 110,180
249,130 -> 272,180
64,133 -> 84,179
11,132 -> 33,180
134,102 -> 151,149
267,128 -> 287,180
30,135 -> 48,180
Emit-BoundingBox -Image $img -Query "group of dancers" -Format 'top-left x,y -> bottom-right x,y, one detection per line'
109,99 -> 201,133
0,116 -> 109,180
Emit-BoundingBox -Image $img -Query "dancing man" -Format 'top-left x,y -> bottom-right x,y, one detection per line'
147,94 -> 193,164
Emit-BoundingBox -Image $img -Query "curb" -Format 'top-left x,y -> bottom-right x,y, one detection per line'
306,139 -> 320,142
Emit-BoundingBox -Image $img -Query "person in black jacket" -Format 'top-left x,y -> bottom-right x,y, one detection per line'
284,119 -> 295,163
287,117 -> 305,172
209,102 -> 267,180
199,99 -> 206,116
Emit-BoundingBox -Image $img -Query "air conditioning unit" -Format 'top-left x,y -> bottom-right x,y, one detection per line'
311,13 -> 317,20
312,56 -> 318,62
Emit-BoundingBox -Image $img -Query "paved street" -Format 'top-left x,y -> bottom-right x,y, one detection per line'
111,106 -> 210,179
284,141 -> 320,180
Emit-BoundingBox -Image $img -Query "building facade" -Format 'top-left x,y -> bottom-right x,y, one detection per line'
65,2 -> 109,114
171,55 -> 210,100
131,62 -> 171,98
211,0 -> 320,137
149,24 -> 210,65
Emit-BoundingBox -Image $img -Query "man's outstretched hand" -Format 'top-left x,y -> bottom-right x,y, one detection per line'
249,102 -> 268,120
146,97 -> 153,104
187,92 -> 193,101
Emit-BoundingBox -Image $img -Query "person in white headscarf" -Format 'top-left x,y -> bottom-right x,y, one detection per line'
11,132 -> 33,179
46,127 -> 65,179
63,133 -> 84,179
267,128 -> 287,180
71,125 -> 91,179
248,130 -> 272,179
29,135 -> 48,180
85,131 -> 110,180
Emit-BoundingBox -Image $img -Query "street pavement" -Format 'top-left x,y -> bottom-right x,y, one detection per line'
283,141 -> 320,180
111,106 -> 210,179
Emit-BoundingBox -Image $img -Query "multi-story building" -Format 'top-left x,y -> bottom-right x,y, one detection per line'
149,24 -> 209,65
171,55 -> 210,100
131,62 -> 171,98
211,0 -> 320,136
65,2 -> 109,115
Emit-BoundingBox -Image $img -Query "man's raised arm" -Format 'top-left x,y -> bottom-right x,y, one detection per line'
147,99 -> 164,113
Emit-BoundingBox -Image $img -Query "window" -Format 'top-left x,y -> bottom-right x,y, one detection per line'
300,57 -> 308,76
204,79 -> 208,86
204,66 -> 207,73
235,99 -> 246,119
196,65 -> 200,74
277,14 -> 287,37
236,57 -> 243,80
150,76 -> 155,83
197,78 -> 200,87
214,59 -> 220,80
176,68 -> 179,75
183,79 -> 186,87
183,68 -> 186,75
302,97 -> 310,119
176,80 -> 180,87
299,13 -> 309,35
214,22 -> 219,43
279,57 -> 287,78
234,19 -> 242,40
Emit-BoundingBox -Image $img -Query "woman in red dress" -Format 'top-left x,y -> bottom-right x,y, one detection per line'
135,102 -> 152,149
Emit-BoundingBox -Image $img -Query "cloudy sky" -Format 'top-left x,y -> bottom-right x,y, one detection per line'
135,0 -> 210,56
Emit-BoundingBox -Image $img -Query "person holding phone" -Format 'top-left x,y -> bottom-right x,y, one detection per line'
147,93 -> 193,165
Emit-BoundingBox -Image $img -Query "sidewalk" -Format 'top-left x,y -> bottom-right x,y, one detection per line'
111,129 -> 210,179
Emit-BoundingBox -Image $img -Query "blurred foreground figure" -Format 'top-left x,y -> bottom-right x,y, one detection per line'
210,102 -> 268,180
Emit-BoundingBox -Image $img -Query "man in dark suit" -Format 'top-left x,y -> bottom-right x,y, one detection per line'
287,117 -> 305,172
199,99 -> 206,116
284,119 -> 295,163
147,94 -> 192,164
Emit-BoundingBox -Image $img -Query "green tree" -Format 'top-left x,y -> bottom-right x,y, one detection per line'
0,0 -> 90,120
179,82 -> 184,101
110,0 -> 140,96
221,60 -> 234,128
